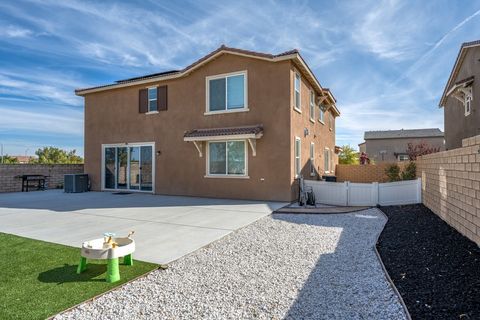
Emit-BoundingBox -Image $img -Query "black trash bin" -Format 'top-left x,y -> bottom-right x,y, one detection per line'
322,175 -> 337,182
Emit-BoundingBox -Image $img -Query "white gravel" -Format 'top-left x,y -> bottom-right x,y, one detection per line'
55,208 -> 406,320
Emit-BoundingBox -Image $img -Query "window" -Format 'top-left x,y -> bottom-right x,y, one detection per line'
324,148 -> 330,173
207,72 -> 246,113
309,91 -> 315,121
319,105 -> 325,123
310,142 -> 315,176
294,72 -> 301,112
329,113 -> 334,131
208,141 -> 246,176
148,87 -> 157,112
294,137 -> 301,177
398,154 -> 409,161
465,92 -> 472,116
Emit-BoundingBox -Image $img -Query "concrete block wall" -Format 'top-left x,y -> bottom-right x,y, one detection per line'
0,164 -> 84,193
336,162 -> 408,183
417,134 -> 480,246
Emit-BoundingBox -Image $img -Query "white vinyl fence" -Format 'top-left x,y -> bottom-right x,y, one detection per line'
305,178 -> 422,206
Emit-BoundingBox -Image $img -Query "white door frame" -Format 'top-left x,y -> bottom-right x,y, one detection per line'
101,142 -> 155,193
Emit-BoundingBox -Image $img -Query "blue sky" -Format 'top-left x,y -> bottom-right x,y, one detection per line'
1,0 -> 480,157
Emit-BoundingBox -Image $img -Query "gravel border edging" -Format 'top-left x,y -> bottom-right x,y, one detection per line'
373,208 -> 412,320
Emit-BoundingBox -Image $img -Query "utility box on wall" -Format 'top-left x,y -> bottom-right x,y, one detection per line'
64,174 -> 89,193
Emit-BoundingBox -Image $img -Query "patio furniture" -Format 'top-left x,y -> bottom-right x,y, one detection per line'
19,175 -> 47,192
77,232 -> 135,283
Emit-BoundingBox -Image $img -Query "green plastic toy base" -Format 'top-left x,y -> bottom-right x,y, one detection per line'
124,254 -> 133,266
76,257 -> 87,274
106,258 -> 120,283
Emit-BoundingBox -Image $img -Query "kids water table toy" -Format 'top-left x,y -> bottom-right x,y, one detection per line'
77,232 -> 135,283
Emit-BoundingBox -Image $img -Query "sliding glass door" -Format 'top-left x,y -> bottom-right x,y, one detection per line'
103,144 -> 153,192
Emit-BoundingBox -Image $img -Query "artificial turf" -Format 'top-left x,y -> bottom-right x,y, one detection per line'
0,233 -> 157,320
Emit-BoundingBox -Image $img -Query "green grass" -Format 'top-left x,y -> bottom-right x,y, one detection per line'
0,233 -> 157,320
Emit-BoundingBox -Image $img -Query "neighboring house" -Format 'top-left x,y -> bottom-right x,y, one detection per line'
12,156 -> 35,164
440,40 -> 480,150
75,45 -> 340,201
359,128 -> 444,162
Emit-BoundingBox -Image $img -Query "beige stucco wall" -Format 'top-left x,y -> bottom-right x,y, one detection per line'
83,54 -> 336,201
417,134 -> 480,246
84,54 -> 293,201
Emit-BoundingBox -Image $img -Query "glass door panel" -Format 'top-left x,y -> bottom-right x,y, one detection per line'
129,147 -> 140,190
104,147 -> 116,189
116,147 -> 128,189
140,146 -> 153,191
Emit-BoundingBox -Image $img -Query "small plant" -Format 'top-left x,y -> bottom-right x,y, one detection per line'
401,162 -> 416,180
385,163 -> 401,182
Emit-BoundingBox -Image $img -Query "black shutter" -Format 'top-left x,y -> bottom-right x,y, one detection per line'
157,85 -> 168,111
139,89 -> 148,113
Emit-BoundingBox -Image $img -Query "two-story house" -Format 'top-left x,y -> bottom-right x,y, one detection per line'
440,40 -> 480,150
359,128 -> 444,162
75,46 -> 340,201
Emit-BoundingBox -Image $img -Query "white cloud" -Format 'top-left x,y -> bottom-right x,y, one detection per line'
0,107 -> 83,136
0,25 -> 32,38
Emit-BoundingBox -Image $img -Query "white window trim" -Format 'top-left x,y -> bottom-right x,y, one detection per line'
294,72 -> 302,113
147,86 -> 158,112
205,140 -> 249,178
398,154 -> 409,161
205,70 -> 248,115
309,90 -> 315,123
324,147 -> 331,174
294,136 -> 301,178
465,91 -> 472,116
310,142 -> 315,176
100,142 -> 156,194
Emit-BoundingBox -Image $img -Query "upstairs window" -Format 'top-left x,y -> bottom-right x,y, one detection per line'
329,113 -> 334,131
319,105 -> 325,123
294,73 -> 301,112
465,91 -> 472,116
207,72 -> 247,113
309,91 -> 315,121
148,87 -> 157,112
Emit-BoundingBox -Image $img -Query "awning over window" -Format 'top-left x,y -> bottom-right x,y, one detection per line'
446,76 -> 474,101
183,124 -> 263,157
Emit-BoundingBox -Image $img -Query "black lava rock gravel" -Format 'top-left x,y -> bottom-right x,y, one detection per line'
377,204 -> 480,320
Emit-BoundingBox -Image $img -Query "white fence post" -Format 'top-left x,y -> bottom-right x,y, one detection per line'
345,181 -> 349,206
372,182 -> 379,206
416,178 -> 422,203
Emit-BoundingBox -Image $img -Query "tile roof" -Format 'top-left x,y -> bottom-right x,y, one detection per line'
184,124 -> 263,138
76,46 -> 299,93
364,128 -> 444,140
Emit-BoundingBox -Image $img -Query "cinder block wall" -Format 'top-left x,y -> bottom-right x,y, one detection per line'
417,135 -> 480,246
0,164 -> 84,193
336,162 -> 408,183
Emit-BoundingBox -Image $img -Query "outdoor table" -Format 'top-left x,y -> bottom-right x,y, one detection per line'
18,175 -> 48,192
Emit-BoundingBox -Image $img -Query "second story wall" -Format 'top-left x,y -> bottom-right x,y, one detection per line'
289,63 -> 337,183
444,46 -> 480,150
83,53 -> 294,200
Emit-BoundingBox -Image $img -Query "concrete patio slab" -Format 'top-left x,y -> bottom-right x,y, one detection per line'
0,190 -> 286,264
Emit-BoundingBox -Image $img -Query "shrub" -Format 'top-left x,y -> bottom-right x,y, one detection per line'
385,164 -> 401,182
401,162 -> 416,180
